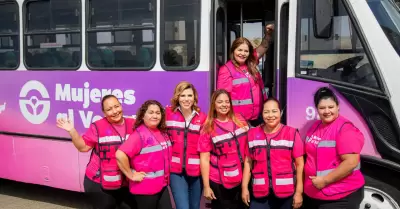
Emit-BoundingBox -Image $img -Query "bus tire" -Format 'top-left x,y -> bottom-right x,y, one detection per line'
362,174 -> 400,209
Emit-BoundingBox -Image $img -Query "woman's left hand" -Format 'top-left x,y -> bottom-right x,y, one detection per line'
292,192 -> 303,209
309,176 -> 328,189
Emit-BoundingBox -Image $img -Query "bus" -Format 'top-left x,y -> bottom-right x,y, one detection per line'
0,0 -> 399,208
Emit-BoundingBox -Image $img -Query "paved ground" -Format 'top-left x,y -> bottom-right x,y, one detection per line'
0,179 -> 91,209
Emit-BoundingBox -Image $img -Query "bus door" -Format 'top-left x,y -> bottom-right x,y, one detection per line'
213,0 -> 277,93
274,0 -> 289,124
212,0 -> 228,92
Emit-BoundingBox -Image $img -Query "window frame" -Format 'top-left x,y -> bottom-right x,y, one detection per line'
85,0 -> 157,71
0,0 -> 20,70
160,0 -> 201,71
295,0 -> 385,94
22,0 -> 82,71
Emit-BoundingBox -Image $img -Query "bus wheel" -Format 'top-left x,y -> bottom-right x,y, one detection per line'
361,175 -> 400,209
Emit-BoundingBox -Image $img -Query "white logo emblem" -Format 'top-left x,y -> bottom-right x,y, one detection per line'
0,102 -> 5,114
19,80 -> 50,124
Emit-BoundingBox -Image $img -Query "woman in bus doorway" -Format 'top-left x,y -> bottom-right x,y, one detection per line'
166,81 -> 207,209
303,87 -> 365,209
217,24 -> 274,127
116,100 -> 173,209
56,95 -> 137,209
241,98 -> 304,209
198,89 -> 249,209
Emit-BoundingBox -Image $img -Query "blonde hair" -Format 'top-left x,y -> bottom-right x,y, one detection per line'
170,81 -> 200,112
202,89 -> 246,134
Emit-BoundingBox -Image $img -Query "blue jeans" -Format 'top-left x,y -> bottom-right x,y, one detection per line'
170,173 -> 202,209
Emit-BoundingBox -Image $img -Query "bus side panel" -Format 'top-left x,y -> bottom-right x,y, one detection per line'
0,134 -> 17,179
0,136 -> 81,192
286,77 -> 381,158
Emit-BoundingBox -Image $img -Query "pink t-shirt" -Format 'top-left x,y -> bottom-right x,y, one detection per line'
82,123 -> 127,182
304,123 -> 364,200
245,126 -> 304,159
198,119 -> 248,185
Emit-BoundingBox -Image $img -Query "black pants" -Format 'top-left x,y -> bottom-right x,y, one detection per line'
303,187 -> 364,209
84,176 -> 137,209
133,186 -> 173,209
250,192 -> 293,209
210,181 -> 247,209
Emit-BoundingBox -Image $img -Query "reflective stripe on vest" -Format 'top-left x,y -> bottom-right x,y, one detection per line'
132,169 -> 165,179
99,134 -> 130,143
249,139 -> 293,149
99,136 -> 123,143
103,174 -> 121,182
171,157 -> 200,165
232,77 -> 250,85
224,169 -> 240,177
140,141 -> 172,154
253,177 -> 294,186
166,120 -> 201,131
232,99 -> 253,106
316,140 -> 361,176
212,126 -> 249,144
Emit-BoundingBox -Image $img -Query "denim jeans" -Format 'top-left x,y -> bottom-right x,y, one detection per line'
170,172 -> 202,209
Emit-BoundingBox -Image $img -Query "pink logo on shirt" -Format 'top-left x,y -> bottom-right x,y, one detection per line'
306,135 -> 322,145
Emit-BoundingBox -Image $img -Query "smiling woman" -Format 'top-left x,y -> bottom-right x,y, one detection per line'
116,100 -> 173,209
56,94 -> 136,209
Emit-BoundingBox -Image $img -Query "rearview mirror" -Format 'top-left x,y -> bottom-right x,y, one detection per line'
314,0 -> 333,39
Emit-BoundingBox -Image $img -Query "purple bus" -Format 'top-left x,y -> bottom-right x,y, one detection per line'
0,0 -> 400,208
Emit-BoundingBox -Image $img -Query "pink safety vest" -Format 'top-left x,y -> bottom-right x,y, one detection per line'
248,125 -> 297,198
210,120 -> 249,189
92,117 -> 135,190
166,107 -> 207,176
222,61 -> 267,121
306,116 -> 364,198
129,125 -> 172,195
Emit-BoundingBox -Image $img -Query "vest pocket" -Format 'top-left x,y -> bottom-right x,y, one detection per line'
220,162 -> 242,187
170,150 -> 182,172
185,154 -> 201,176
100,163 -> 123,190
273,172 -> 295,195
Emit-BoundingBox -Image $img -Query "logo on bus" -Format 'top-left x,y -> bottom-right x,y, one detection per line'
19,80 -> 51,124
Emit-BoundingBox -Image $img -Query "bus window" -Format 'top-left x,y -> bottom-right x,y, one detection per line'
297,0 -> 380,90
87,0 -> 156,70
0,1 -> 19,70
24,0 -> 81,70
161,0 -> 200,70
367,0 -> 400,56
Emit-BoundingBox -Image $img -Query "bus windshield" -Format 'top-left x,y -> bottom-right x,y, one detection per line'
367,0 -> 400,56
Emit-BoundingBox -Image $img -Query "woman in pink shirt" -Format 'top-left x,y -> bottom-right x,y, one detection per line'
241,98 -> 304,209
116,100 -> 173,209
303,87 -> 365,209
198,89 -> 249,209
56,95 -> 136,209
217,24 -> 274,127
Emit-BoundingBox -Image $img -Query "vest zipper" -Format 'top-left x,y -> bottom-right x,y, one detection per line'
266,139 -> 273,191
180,110 -> 195,171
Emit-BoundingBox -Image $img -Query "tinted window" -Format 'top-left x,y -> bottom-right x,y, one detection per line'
0,1 -> 19,70
87,0 -> 156,69
161,0 -> 201,70
367,0 -> 400,56
297,0 -> 380,90
25,0 -> 81,70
